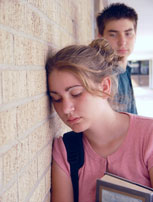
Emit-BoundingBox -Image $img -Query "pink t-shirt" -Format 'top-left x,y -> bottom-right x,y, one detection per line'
53,114 -> 153,202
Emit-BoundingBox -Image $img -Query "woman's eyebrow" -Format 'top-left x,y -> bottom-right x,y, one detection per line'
65,85 -> 82,91
49,85 -> 82,94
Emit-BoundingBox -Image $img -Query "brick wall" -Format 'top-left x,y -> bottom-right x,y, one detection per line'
0,0 -> 96,201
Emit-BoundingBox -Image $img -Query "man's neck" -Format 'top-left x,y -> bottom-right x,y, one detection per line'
119,57 -> 128,70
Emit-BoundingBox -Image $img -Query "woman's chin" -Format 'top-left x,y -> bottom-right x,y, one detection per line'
69,123 -> 88,133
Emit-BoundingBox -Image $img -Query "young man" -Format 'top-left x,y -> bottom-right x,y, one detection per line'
97,3 -> 138,114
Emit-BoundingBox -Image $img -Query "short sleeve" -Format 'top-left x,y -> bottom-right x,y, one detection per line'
143,119 -> 153,170
52,136 -> 70,176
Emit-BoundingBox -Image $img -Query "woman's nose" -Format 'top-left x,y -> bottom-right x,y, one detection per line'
62,99 -> 75,115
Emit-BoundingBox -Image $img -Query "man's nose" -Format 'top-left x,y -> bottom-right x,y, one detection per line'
118,34 -> 126,46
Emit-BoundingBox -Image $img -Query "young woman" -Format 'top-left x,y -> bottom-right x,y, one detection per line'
46,38 -> 153,202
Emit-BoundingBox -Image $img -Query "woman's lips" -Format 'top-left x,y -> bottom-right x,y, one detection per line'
67,117 -> 81,124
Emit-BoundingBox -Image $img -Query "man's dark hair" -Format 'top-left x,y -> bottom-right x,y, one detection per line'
97,3 -> 138,35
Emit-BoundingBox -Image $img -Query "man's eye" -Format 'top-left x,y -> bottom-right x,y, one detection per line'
109,33 -> 116,37
126,32 -> 133,37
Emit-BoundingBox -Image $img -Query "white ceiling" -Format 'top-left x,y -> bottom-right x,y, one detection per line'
106,0 -> 153,61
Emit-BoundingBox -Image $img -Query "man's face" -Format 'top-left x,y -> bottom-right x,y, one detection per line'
102,18 -> 136,61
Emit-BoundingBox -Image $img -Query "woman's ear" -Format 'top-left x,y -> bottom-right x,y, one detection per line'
97,33 -> 102,38
100,77 -> 111,98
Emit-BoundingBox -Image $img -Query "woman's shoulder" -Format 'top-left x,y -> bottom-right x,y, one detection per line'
52,135 -> 70,175
130,113 -> 153,126
128,113 -> 153,138
53,135 -> 65,152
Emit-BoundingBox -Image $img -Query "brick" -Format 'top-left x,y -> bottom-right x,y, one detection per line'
2,70 -> 27,103
18,158 -> 37,202
29,121 -> 52,161
38,96 -> 50,121
14,36 -> 45,66
28,158 -> 38,190
18,167 -> 30,201
27,100 -> 40,129
0,29 -> 13,65
0,0 -> 25,32
2,182 -> 18,202
42,121 -> 53,145
43,22 -> 53,43
17,137 -> 29,172
29,129 -> 42,159
29,177 -> 45,202
3,146 -> 18,185
45,168 -> 51,194
44,193 -> 50,202
25,6 -> 44,40
27,70 -> 46,97
0,157 -> 2,190
0,109 -> 17,147
38,144 -> 51,179
45,1 -> 59,23
28,0 -> 44,11
0,72 -> 2,105
16,103 -> 29,135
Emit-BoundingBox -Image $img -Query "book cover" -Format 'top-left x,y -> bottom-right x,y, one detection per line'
96,172 -> 153,202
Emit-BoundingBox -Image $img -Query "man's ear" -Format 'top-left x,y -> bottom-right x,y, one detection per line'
100,77 -> 111,98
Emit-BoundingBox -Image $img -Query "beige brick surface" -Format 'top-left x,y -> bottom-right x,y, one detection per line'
14,36 -> 45,66
0,109 -> 17,146
0,72 -> 2,105
45,168 -> 51,194
28,158 -> 38,190
0,0 -> 94,200
0,0 -> 25,32
42,121 -> 53,145
44,193 -> 50,202
38,144 -> 51,179
27,70 -> 46,96
29,126 -> 44,159
0,29 -> 13,65
16,103 -> 29,135
26,6 -> 44,40
0,157 -> 2,189
18,166 -> 30,201
3,146 -> 18,185
28,121 -> 52,160
2,182 -> 18,202
28,0 -> 44,11
2,70 -> 27,103
29,177 -> 45,202
17,137 -> 29,172
17,97 -> 50,137
18,158 -> 37,202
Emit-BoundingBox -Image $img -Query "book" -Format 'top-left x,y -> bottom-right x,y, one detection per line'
96,172 -> 153,202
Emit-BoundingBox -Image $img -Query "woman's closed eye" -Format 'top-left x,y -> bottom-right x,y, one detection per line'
50,93 -> 62,103
52,97 -> 62,103
70,88 -> 84,98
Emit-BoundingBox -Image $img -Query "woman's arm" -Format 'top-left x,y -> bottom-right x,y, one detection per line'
149,166 -> 153,188
51,159 -> 74,202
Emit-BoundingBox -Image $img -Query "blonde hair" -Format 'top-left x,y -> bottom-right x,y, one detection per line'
46,38 -> 123,101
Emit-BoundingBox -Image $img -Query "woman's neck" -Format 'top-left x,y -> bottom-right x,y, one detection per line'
83,112 -> 130,157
